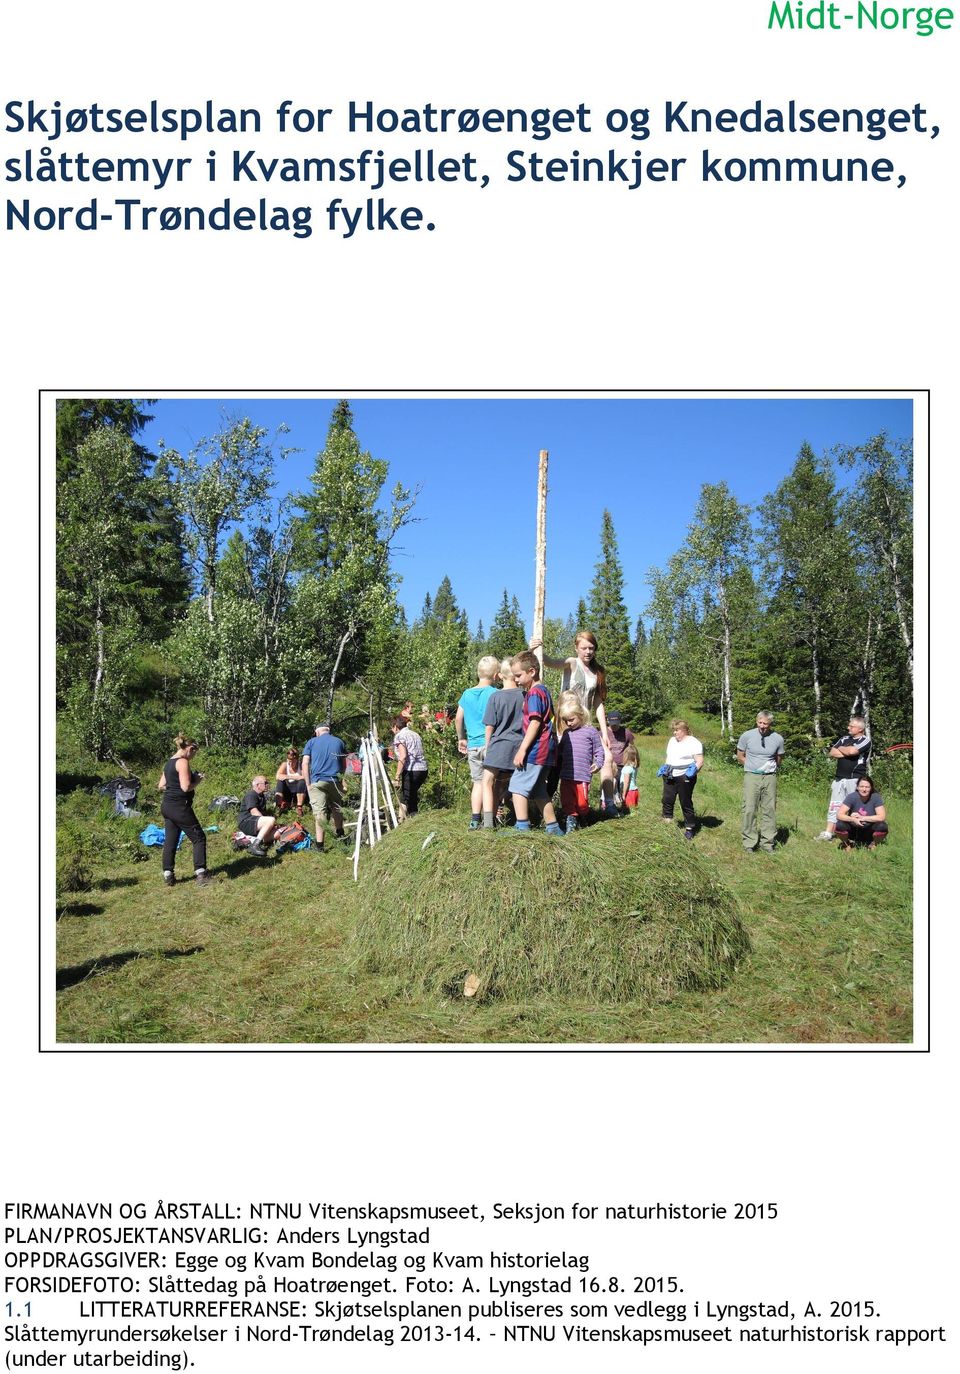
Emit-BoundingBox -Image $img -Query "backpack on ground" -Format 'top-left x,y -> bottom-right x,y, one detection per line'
101,776 -> 142,817
274,822 -> 307,853
210,795 -> 241,812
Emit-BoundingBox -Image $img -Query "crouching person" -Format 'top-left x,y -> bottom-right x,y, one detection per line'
835,776 -> 888,851
238,775 -> 277,857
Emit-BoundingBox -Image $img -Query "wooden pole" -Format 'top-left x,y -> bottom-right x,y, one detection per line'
533,449 -> 549,673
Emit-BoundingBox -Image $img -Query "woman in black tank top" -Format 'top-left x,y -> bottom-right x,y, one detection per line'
157,733 -> 211,886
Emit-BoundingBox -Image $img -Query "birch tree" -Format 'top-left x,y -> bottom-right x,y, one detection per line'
161,417 -> 284,625
835,432 -> 913,689
293,401 -> 418,719
679,483 -> 753,739
57,428 -> 147,757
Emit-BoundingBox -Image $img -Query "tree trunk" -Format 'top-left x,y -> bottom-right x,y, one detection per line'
850,611 -> 875,736
92,581 -> 106,757
882,486 -> 913,686
811,629 -> 822,739
325,625 -> 355,722
722,616 -> 733,739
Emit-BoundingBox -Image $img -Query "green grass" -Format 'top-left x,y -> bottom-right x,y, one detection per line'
55,723 -> 913,1045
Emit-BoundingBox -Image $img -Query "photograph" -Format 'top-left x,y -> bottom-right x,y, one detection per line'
52,392 -> 916,1047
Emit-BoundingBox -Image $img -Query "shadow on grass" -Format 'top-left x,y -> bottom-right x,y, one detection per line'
56,902 -> 105,921
93,876 -> 139,891
56,772 -> 102,794
220,853 -> 282,880
57,946 -> 205,991
697,815 -> 724,829
775,826 -> 792,846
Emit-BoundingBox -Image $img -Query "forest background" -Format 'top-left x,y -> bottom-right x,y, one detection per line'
56,395 -> 914,806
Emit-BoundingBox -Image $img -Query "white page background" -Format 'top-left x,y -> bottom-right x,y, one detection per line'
5,3 -> 954,1369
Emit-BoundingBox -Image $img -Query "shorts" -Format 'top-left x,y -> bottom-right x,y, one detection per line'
238,816 -> 262,838
509,761 -> 550,800
624,789 -> 639,807
467,746 -> 486,782
560,778 -> 590,818
276,778 -> 306,802
828,779 -> 854,825
307,778 -> 343,822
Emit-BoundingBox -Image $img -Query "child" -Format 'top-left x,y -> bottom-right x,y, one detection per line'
508,651 -> 563,836
456,655 -> 500,829
481,658 -> 525,829
556,691 -> 604,834
620,743 -> 640,811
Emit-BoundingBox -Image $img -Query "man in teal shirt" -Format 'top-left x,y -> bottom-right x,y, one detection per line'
736,710 -> 785,854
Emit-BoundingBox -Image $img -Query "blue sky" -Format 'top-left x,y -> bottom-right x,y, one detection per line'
139,396 -> 912,632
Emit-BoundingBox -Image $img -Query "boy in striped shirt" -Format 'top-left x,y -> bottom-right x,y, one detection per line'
509,651 -> 563,836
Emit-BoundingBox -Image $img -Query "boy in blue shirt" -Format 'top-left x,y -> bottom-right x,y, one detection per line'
456,655 -> 499,829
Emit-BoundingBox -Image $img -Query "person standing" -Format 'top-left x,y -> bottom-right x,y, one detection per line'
157,732 -> 211,887
818,715 -> 873,841
604,709 -> 635,804
301,723 -> 347,851
659,718 -> 704,840
393,715 -> 429,819
529,629 -> 617,817
736,711 -> 785,854
455,655 -> 499,829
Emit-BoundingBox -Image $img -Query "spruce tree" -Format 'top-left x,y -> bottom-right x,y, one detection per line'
586,511 -> 641,724
487,589 -> 527,661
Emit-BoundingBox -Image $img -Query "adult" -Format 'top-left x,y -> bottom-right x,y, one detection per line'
156,732 -> 211,887
237,775 -> 278,856
736,710 -> 785,854
302,723 -> 347,851
275,747 -> 307,818
393,714 -> 429,819
835,776 -> 888,850
818,715 -> 873,841
659,719 -> 704,840
529,629 -> 617,817
605,709 -> 635,804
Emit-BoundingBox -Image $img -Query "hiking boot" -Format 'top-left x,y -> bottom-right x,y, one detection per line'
564,815 -> 579,835
194,871 -> 213,888
816,831 -> 835,841
683,828 -> 695,841
468,817 -> 482,830
249,841 -> 266,858
163,872 -> 175,887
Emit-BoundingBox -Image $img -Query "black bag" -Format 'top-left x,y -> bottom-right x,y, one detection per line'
100,776 -> 142,817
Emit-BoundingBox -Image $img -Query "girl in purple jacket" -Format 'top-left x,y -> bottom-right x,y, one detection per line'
556,692 -> 605,834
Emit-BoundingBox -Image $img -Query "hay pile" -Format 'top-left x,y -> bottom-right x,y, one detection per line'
348,812 -> 749,1003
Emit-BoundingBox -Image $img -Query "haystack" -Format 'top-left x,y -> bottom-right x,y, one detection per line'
348,812 -> 749,1003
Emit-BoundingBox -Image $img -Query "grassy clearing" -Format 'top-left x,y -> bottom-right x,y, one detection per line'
55,720 -> 913,1045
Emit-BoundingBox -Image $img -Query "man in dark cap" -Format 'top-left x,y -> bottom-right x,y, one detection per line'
604,710 -> 635,809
